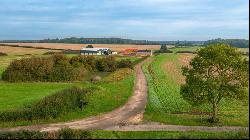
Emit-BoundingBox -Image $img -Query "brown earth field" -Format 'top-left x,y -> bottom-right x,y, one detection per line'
1,43 -> 172,52
0,46 -> 55,55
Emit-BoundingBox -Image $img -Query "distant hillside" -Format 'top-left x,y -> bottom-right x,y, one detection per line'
0,37 -> 204,45
204,38 -> 249,48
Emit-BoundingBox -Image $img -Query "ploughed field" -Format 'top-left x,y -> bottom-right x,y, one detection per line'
1,43 -> 166,51
142,47 -> 249,126
0,46 -> 141,127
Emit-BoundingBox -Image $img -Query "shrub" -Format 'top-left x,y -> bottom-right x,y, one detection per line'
0,130 -> 45,139
95,58 -> 109,72
117,59 -> 133,69
2,57 -> 54,82
70,55 -> 97,72
2,54 -> 86,82
104,56 -> 118,72
0,129 -> 92,139
0,87 -> 94,122
0,52 -> 7,56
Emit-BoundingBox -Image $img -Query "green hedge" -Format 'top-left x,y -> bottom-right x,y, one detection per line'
2,54 -> 86,82
0,87 -> 94,122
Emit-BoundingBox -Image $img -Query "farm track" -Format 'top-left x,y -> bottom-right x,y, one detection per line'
0,58 -> 149,132
0,57 -> 248,132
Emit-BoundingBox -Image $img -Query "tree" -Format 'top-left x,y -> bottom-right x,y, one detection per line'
180,43 -> 249,122
86,45 -> 94,48
160,44 -> 168,51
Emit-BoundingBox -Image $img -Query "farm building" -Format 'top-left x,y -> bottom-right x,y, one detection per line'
137,50 -> 152,56
111,51 -> 118,55
80,48 -> 112,55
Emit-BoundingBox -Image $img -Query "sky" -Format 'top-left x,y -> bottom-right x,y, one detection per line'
0,0 -> 249,41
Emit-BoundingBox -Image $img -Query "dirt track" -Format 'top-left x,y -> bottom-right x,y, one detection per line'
0,58 -> 149,132
0,57 -> 248,132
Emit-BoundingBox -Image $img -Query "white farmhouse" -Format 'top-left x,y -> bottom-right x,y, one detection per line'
80,48 -> 111,55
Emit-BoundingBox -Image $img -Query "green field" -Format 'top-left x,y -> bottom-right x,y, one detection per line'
142,52 -> 249,126
0,51 -> 138,127
169,46 -> 203,53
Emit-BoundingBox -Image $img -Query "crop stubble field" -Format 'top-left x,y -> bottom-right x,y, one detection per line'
1,43 -> 166,51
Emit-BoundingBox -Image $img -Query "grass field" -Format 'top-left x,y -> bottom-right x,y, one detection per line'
142,47 -> 249,126
0,47 -> 138,127
1,43 -> 166,52
0,71 -> 135,127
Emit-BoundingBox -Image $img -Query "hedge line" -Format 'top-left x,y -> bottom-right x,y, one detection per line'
0,87 -> 94,122
0,52 -> 7,56
0,128 -> 91,139
2,54 -> 133,82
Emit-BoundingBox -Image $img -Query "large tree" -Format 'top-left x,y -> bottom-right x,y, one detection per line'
180,43 -> 249,122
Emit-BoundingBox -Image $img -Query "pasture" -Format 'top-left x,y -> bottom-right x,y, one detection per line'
142,47 -> 249,126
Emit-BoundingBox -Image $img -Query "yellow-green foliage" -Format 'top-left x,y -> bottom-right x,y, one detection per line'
103,68 -> 133,82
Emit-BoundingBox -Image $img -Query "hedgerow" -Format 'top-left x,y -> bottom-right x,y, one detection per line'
0,52 -> 7,56
2,54 -> 86,82
0,87 -> 94,122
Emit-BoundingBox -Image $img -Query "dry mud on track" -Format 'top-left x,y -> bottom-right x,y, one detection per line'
0,58 -> 149,132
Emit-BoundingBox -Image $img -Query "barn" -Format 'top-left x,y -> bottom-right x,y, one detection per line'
80,48 -> 111,55
137,50 -> 152,56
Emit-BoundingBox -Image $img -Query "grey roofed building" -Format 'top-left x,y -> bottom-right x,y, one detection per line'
80,48 -> 111,55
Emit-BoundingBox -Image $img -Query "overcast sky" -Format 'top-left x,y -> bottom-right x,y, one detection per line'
0,0 -> 249,40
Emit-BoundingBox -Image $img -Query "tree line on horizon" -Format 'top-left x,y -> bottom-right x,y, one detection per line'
0,37 -> 204,45
0,37 -> 248,48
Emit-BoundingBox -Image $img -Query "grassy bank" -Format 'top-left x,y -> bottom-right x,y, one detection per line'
142,53 -> 249,126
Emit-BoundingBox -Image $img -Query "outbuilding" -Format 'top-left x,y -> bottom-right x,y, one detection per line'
80,48 -> 111,55
137,50 -> 152,56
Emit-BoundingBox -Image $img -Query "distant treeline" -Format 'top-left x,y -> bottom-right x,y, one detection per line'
0,37 -> 204,45
204,38 -> 249,48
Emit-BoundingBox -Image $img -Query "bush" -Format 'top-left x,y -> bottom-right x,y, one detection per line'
2,57 -> 54,82
58,128 -> 91,139
0,130 -> 45,139
0,87 -> 93,122
0,52 -> 7,56
70,55 -> 97,72
0,129 -> 92,139
118,59 -> 133,69
2,54 -> 86,82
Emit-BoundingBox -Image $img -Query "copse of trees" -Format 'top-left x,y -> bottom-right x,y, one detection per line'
2,54 -> 86,82
180,43 -> 249,123
2,54 -> 134,82
204,38 -> 249,48
154,44 -> 173,54
86,45 -> 94,48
